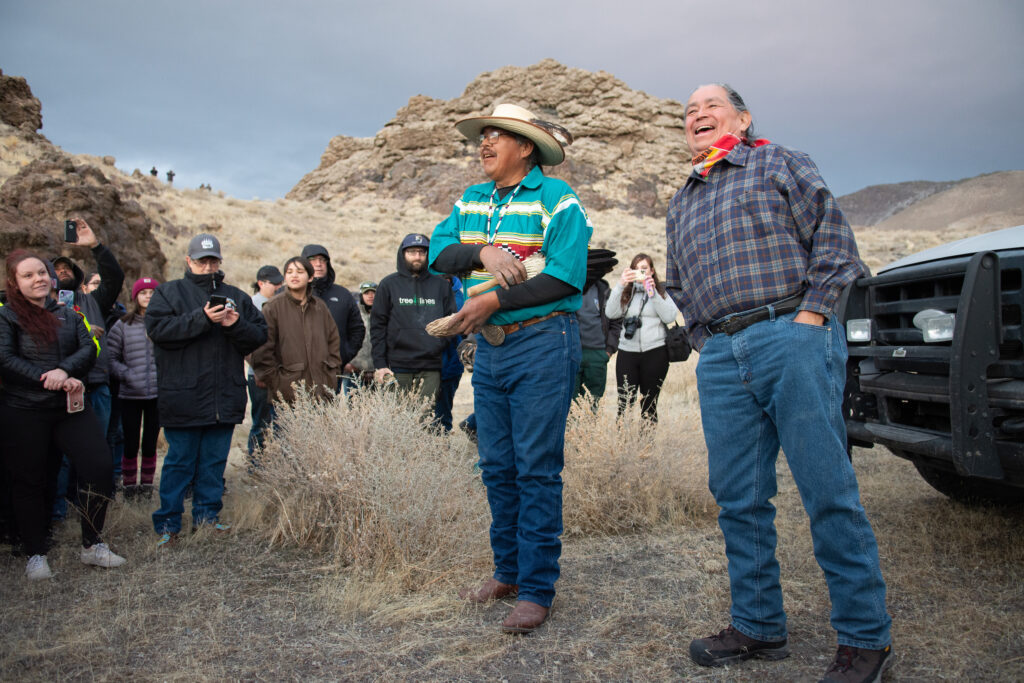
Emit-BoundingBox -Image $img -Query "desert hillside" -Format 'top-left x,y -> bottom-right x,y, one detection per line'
2,64 -> 1022,294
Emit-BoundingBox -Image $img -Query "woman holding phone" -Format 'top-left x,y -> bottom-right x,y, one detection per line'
0,250 -> 126,579
605,253 -> 680,422
252,256 -> 342,406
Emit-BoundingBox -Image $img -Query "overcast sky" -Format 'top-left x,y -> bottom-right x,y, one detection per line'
2,1 -> 1021,200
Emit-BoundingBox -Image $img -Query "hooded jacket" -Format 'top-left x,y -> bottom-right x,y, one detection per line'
252,292 -> 342,403
51,244 -> 125,387
145,269 -> 267,428
0,298 -> 97,410
301,245 -> 365,366
370,245 -> 454,371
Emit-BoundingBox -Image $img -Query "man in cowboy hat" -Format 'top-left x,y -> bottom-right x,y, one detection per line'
429,103 -> 592,633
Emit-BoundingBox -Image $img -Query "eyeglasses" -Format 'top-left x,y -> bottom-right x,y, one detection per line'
478,130 -> 513,145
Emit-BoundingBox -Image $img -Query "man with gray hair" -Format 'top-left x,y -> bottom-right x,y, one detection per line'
146,233 -> 267,547
665,84 -> 892,682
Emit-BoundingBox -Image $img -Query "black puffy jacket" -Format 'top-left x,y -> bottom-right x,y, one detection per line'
145,270 -> 267,428
0,299 -> 96,410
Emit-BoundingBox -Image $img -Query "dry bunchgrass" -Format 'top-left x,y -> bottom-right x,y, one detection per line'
233,386 -> 491,593
563,378 -> 712,536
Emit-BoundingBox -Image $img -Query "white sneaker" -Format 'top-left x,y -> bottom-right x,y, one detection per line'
81,542 -> 127,568
26,554 -> 54,580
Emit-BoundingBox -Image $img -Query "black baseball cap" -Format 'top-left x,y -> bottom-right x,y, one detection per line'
256,265 -> 284,285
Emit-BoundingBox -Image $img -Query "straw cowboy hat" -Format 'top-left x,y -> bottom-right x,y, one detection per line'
455,103 -> 573,166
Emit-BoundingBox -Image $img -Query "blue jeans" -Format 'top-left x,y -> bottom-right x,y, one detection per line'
152,425 -> 234,533
696,311 -> 891,649
473,313 -> 581,607
246,376 -> 271,456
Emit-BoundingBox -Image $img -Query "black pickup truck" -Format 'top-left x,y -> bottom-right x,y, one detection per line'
840,225 -> 1024,504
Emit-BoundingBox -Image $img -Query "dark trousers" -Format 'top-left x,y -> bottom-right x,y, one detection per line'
0,403 -> 113,555
433,375 -> 462,432
574,347 -> 610,408
615,346 -> 670,422
121,398 -> 160,486
246,376 -> 272,456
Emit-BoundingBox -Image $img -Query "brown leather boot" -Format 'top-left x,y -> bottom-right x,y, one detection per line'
501,600 -> 549,633
458,577 -> 517,603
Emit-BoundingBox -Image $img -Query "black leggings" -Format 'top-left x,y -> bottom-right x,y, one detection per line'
0,403 -> 113,555
121,398 -> 160,486
615,346 -> 670,422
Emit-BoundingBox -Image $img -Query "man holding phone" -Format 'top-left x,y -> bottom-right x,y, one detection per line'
145,233 -> 267,546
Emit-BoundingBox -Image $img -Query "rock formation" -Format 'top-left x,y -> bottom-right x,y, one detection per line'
289,59 -> 692,218
0,68 -> 43,133
0,70 -> 169,287
0,154 -> 167,285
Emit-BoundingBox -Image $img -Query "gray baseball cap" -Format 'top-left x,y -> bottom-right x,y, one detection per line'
188,233 -> 222,260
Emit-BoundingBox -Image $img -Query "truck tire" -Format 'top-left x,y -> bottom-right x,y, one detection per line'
911,460 -> 1024,506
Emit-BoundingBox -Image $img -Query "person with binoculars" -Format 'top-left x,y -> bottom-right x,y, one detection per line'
605,253 -> 680,422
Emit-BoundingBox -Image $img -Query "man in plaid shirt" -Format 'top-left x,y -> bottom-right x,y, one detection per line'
665,84 -> 893,683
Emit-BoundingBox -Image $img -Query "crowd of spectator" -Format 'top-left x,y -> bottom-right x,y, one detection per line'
0,83 -> 892,681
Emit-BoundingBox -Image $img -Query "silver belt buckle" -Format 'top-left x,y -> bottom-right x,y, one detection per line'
481,325 -> 506,346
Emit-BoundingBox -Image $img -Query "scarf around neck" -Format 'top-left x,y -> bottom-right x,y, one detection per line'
691,133 -> 770,177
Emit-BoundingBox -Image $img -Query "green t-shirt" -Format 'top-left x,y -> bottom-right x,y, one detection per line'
428,166 -> 592,326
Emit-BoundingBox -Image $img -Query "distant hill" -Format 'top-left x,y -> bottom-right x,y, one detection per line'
838,180 -> 958,226
838,171 -> 1024,231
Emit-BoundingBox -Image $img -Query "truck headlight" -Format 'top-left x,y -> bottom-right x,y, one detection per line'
847,319 -> 872,343
913,309 -> 955,343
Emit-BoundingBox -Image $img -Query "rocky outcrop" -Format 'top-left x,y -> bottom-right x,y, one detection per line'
289,60 -> 692,218
0,69 -> 43,133
0,154 -> 168,287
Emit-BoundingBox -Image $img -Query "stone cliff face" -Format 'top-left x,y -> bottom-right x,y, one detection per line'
288,59 -> 692,218
0,154 -> 168,287
0,70 -> 169,286
0,69 -> 43,133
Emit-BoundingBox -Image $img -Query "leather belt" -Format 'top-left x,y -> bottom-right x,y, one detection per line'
707,293 -> 804,336
481,311 -> 567,346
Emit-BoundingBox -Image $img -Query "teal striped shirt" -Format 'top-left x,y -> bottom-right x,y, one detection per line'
429,166 -> 592,326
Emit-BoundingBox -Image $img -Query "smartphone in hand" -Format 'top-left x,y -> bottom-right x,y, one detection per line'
209,294 -> 228,308
58,290 -> 75,307
64,220 -> 78,243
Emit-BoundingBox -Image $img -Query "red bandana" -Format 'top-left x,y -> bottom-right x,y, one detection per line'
691,133 -> 770,177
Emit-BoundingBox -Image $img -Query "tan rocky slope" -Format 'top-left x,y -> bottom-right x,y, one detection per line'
288,59 -> 692,218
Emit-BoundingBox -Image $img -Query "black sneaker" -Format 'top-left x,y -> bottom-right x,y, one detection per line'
689,624 -> 790,667
819,644 -> 893,682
